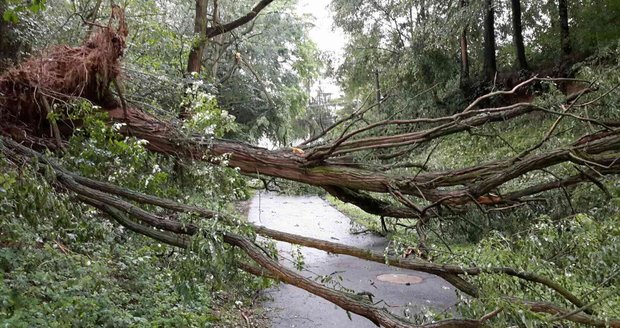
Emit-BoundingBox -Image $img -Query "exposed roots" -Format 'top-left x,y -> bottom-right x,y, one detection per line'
0,7 -> 127,140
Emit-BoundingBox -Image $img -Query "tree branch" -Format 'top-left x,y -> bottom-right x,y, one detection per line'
205,0 -> 275,38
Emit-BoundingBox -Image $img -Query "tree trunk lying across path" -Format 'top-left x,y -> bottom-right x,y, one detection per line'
1,13 -> 620,327
104,105 -> 620,216
0,137 -> 487,328
4,137 -> 619,327
0,14 -> 618,219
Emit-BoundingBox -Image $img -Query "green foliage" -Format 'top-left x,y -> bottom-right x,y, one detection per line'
269,179 -> 327,196
14,0 -> 323,144
324,194 -> 383,233
325,43 -> 620,324
1,0 -> 46,23
3,0 -> 620,326
212,2 -> 322,143
0,103 -> 265,327
182,79 -> 238,137
331,0 -> 620,125
439,211 -> 620,327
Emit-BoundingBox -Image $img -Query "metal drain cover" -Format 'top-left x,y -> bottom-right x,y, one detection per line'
376,273 -> 423,285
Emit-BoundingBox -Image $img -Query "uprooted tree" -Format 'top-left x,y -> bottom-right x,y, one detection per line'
1,4 -> 620,328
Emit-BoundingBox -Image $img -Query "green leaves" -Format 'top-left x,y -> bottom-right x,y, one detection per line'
181,80 -> 238,137
2,10 -> 18,23
0,98 -> 259,327
2,0 -> 46,23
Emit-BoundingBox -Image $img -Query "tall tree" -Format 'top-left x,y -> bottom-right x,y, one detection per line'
483,0 -> 497,81
558,0 -> 571,61
186,0 -> 275,75
459,0 -> 470,87
186,0 -> 209,74
511,0 -> 529,70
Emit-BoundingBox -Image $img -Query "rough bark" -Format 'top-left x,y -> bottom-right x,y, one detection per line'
483,0 -> 497,81
459,0 -> 470,87
558,0 -> 571,63
186,0 -> 209,74
6,23 -> 604,214
5,137 -> 616,327
10,139 -> 601,309
510,0 -> 529,70
1,7 -> 619,328
2,138 -> 485,328
73,104 -> 620,216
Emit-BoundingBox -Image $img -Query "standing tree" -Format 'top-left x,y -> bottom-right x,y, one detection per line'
186,0 -> 275,75
186,0 -> 209,74
483,0 -> 497,81
558,0 -> 571,66
459,0 -> 470,88
511,0 -> 529,71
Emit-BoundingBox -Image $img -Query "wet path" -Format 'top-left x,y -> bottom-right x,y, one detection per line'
248,193 -> 457,327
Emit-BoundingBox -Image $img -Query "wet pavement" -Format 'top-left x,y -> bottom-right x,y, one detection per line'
248,192 -> 458,328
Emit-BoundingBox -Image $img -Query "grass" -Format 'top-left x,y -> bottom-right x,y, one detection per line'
323,194 -> 382,231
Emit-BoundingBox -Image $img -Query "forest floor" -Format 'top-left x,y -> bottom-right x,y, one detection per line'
247,192 -> 458,327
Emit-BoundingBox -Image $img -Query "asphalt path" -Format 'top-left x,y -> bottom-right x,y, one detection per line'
248,193 -> 458,328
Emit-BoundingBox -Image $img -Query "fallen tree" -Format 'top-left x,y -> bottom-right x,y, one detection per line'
1,9 -> 620,327
2,11 -> 619,218
3,137 -> 618,327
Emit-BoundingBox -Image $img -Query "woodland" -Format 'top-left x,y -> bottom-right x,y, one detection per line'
0,0 -> 619,327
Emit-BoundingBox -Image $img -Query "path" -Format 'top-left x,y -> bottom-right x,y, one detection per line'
248,192 -> 457,327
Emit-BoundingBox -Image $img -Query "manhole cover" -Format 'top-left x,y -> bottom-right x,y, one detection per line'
376,273 -> 423,285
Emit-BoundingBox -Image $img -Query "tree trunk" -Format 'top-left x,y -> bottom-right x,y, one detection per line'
459,0 -> 470,88
99,105 -> 620,213
186,0 -> 275,75
3,20 -> 620,220
374,68 -> 381,111
558,0 -> 571,63
2,7 -> 620,326
210,0 -> 222,79
483,0 -> 497,82
2,138 -> 605,319
511,0 -> 529,71
187,0 -> 209,74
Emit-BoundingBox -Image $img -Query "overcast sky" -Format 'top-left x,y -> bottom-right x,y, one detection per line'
295,0 -> 346,97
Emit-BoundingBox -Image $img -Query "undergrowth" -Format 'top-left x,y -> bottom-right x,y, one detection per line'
0,99 -> 269,327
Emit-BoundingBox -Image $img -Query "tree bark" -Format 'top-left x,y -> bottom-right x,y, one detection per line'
186,0 -> 209,74
558,0 -> 571,62
183,0 -> 274,118
205,0 -> 274,39
483,0 -> 497,82
2,22 -> 619,220
459,0 -> 470,90
2,7 -> 620,326
186,0 -> 276,73
510,0 -> 529,71
4,137 -> 609,323
100,105 -> 620,213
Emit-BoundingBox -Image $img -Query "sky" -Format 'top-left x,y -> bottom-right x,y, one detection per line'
295,0 -> 346,97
